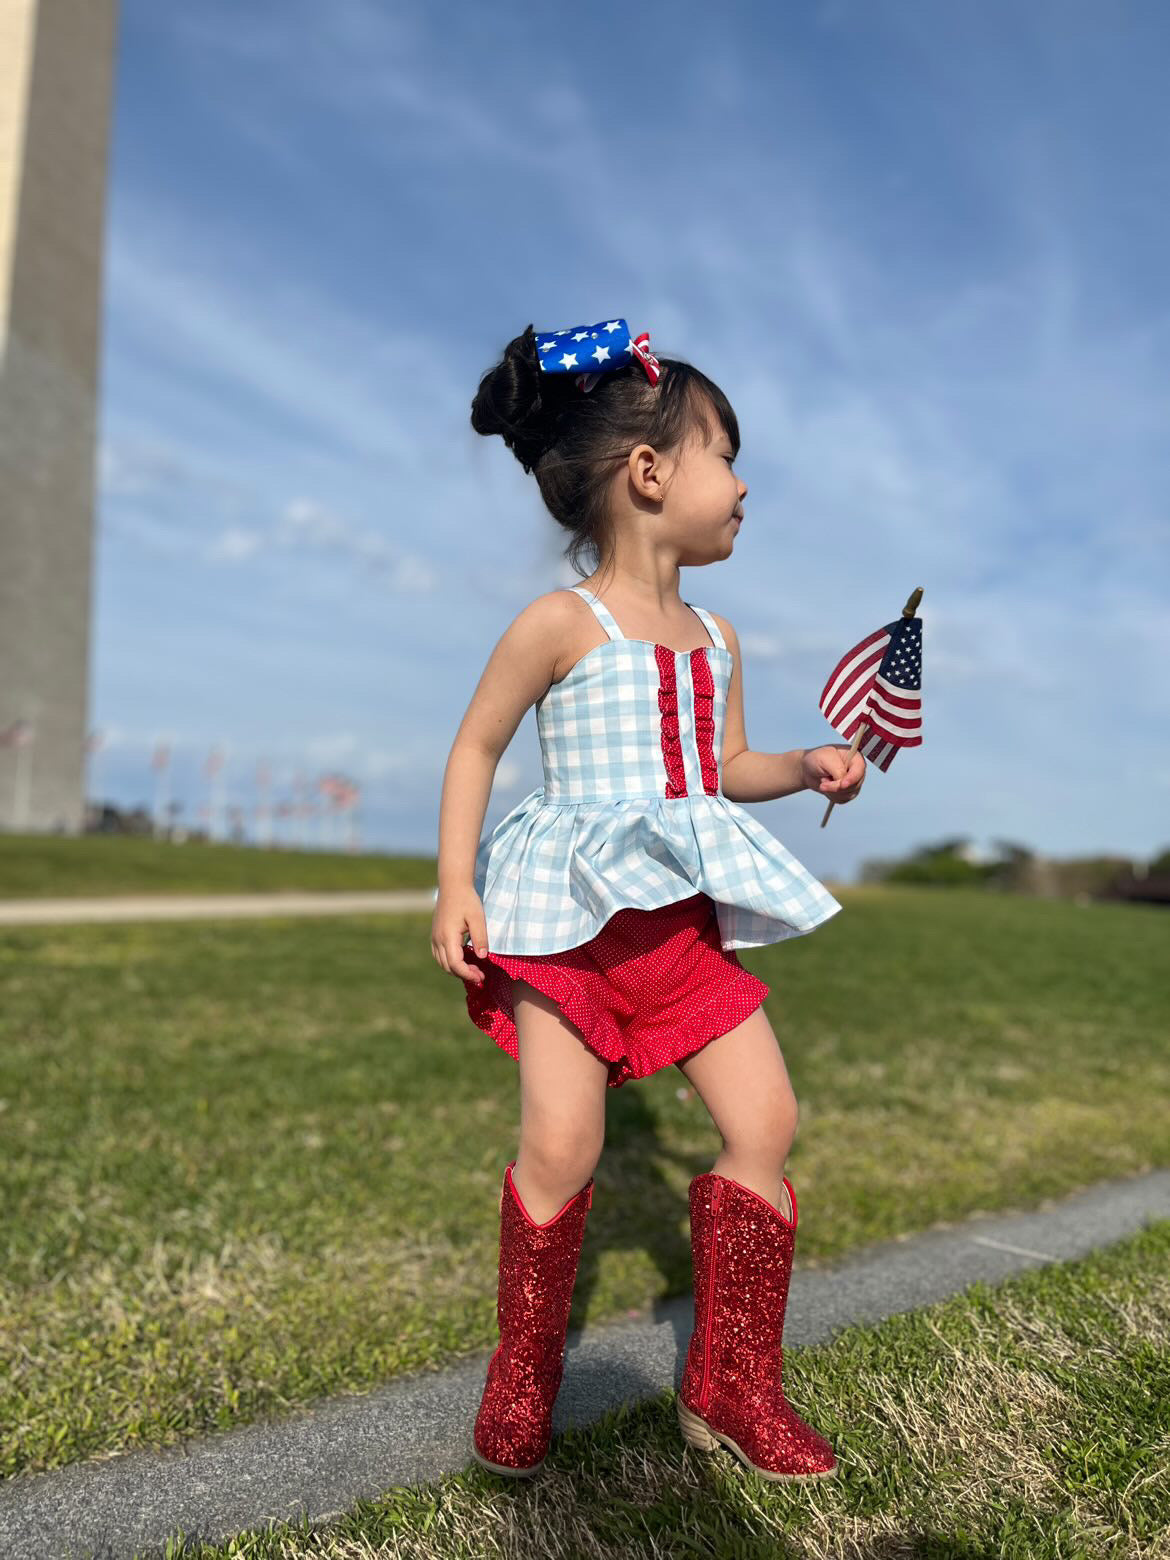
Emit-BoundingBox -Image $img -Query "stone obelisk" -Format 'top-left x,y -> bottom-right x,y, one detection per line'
0,0 -> 119,833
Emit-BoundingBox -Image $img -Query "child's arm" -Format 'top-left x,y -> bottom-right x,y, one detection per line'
436,592 -> 568,894
712,613 -> 867,805
712,614 -> 808,803
433,593 -> 573,984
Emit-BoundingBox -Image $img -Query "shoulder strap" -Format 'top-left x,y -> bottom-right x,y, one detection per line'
687,603 -> 726,651
566,585 -> 625,642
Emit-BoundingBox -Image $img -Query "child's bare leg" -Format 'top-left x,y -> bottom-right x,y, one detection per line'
675,1005 -> 799,1217
510,976 -> 609,1223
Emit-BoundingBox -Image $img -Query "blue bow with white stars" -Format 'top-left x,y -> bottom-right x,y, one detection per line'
535,318 -> 663,393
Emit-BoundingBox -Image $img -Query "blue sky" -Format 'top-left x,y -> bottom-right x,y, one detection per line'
93,0 -> 1170,881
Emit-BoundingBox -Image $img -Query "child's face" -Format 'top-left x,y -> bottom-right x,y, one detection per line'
666,404 -> 748,564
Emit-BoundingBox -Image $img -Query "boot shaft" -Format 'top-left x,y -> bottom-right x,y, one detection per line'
495,1161 -> 594,1342
473,1160 -> 594,1476
685,1171 -> 797,1410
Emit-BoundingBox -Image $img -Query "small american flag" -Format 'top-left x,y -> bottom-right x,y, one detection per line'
819,612 -> 922,772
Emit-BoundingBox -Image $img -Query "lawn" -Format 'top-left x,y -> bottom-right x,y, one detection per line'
0,831 -> 437,898
2,886 -> 1167,1487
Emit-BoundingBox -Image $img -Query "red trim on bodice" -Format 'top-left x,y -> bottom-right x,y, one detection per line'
656,644 -> 688,797
690,648 -> 719,794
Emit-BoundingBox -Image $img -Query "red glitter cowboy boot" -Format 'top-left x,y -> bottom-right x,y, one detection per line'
472,1159 -> 594,1477
677,1170 -> 839,1481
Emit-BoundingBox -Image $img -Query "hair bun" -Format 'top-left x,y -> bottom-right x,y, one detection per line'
470,323 -> 573,472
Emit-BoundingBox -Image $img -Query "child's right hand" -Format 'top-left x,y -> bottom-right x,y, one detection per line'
431,888 -> 491,987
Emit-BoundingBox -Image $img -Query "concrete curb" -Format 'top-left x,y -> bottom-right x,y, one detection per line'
2,1168 -> 1168,1560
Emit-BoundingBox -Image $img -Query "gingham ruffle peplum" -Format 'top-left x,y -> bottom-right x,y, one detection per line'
452,586 -> 844,956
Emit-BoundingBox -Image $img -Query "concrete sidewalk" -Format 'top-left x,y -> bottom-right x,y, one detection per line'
2,1168 -> 1167,1560
0,890 -> 437,925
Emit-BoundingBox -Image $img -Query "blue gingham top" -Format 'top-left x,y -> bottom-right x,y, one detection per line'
461,586 -> 843,955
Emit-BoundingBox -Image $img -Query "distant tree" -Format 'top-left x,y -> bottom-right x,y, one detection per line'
860,834 -> 1168,900
912,836 -> 973,860
990,839 -> 1035,863
858,856 -> 899,884
984,839 -> 1036,890
877,836 -> 992,887
886,852 -> 993,887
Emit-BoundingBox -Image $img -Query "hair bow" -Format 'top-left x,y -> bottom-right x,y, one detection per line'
534,318 -> 663,393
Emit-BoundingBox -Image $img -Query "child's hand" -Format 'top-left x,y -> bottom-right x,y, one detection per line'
432,888 -> 492,986
801,745 -> 867,802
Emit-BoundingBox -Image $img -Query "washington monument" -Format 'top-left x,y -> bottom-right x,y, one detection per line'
0,0 -> 119,832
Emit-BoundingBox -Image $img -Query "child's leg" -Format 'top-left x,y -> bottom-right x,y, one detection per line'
510,976 -> 609,1223
675,1006 -> 799,1216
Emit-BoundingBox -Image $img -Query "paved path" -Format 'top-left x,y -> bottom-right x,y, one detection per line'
0,885 -> 857,927
0,890 -> 438,925
2,1168 -> 1168,1560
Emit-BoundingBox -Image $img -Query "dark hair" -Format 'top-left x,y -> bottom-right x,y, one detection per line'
470,323 -> 740,576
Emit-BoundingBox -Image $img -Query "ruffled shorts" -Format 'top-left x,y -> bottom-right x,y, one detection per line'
462,891 -> 770,1089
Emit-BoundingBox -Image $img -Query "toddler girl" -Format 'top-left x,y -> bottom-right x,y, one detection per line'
431,318 -> 864,1483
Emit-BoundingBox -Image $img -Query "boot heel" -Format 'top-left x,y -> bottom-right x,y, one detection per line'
676,1395 -> 719,1451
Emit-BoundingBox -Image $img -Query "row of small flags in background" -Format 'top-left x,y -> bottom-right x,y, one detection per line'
133,735 -> 362,848
1,721 -> 362,849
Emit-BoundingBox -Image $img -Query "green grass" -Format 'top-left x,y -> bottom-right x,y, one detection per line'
1,886 -> 1167,1489
148,1217 -> 1170,1560
0,832 -> 437,898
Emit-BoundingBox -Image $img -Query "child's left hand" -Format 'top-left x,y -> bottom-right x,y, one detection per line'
801,745 -> 867,802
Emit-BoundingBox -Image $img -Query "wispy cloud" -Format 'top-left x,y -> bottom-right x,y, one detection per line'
105,222 -> 456,468
165,0 -> 588,174
207,498 -> 439,592
100,436 -> 440,592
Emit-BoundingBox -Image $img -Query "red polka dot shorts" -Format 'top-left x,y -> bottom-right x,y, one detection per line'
462,891 -> 770,1089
